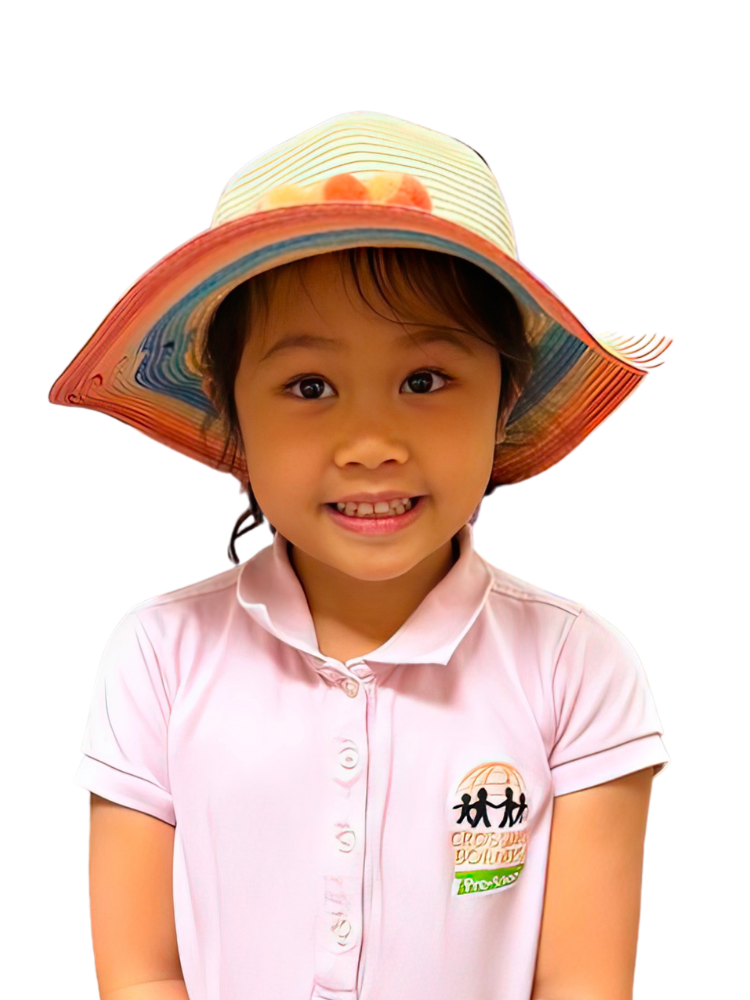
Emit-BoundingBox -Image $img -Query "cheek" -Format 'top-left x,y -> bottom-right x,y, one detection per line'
449,413 -> 499,505
423,398 -> 498,471
239,405 -> 323,497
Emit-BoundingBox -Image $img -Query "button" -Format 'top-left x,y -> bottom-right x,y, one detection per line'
336,827 -> 356,852
342,678 -> 359,698
338,746 -> 359,769
331,915 -> 352,943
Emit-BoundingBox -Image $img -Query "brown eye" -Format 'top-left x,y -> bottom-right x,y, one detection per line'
288,375 -> 327,399
284,368 -> 453,402
406,368 -> 450,396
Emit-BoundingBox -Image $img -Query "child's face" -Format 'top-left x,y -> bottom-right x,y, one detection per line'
233,252 -> 502,582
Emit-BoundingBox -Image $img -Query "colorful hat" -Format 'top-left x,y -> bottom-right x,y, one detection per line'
49,110 -> 671,486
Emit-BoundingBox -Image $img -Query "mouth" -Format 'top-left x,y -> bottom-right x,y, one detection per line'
326,496 -> 422,517
325,495 -> 426,536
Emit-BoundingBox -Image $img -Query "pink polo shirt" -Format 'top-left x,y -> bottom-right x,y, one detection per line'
74,523 -> 670,1000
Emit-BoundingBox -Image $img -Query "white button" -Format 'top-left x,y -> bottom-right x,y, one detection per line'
332,915 -> 352,942
336,827 -> 356,852
342,678 -> 359,698
339,746 -> 359,769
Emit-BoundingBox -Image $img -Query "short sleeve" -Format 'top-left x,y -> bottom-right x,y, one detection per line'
73,610 -> 175,825
548,607 -> 670,797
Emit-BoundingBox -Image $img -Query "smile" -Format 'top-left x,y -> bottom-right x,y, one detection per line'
330,498 -> 415,518
325,497 -> 427,535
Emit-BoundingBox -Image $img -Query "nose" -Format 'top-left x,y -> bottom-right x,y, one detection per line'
333,402 -> 409,469
333,433 -> 410,470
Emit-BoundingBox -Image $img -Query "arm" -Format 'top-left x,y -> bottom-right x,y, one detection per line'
531,766 -> 655,1000
89,793 -> 188,1000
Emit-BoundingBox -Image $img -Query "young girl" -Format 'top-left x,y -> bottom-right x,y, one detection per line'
51,111 -> 671,1000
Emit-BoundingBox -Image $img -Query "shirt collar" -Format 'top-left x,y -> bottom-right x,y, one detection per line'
236,523 -> 493,668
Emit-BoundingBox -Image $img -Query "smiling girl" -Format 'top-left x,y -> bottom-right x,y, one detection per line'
52,111 -> 671,1000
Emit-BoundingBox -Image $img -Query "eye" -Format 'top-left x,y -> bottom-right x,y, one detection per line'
284,375 -> 335,400
401,368 -> 452,394
284,368 -> 453,401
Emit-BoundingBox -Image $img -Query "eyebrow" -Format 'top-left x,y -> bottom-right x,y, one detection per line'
258,328 -> 477,364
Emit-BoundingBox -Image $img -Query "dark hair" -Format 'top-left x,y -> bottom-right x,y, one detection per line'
198,247 -> 537,561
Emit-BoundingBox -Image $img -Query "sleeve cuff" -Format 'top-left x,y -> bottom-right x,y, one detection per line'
550,733 -> 671,797
73,754 -> 176,826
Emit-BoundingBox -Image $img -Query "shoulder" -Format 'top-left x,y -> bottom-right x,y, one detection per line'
484,560 -> 584,617
478,558 -> 636,660
122,563 -> 246,646
480,558 -> 583,640
133,564 -> 242,614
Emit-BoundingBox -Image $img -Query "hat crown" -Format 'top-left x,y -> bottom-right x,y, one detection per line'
210,110 -> 518,260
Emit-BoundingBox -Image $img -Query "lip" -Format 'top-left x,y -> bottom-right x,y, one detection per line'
326,495 -> 425,535
328,491 -> 420,504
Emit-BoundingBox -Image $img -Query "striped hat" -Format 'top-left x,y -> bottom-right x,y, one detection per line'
49,110 -> 671,486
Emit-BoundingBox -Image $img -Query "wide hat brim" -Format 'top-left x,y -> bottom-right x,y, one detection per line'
49,200 -> 670,486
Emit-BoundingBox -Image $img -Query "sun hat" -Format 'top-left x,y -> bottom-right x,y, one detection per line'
49,109 -> 671,487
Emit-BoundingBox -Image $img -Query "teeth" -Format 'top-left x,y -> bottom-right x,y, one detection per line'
335,498 -> 415,518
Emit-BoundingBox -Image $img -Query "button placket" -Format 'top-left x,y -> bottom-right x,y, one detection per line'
312,663 -> 370,996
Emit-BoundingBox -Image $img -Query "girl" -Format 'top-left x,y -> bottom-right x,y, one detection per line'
51,111 -> 671,1000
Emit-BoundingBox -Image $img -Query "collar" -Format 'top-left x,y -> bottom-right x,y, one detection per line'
236,523 -> 493,668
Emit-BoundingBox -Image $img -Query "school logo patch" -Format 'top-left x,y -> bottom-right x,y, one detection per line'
450,760 -> 530,897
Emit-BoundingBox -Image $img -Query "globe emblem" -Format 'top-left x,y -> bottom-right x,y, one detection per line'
456,761 -> 525,803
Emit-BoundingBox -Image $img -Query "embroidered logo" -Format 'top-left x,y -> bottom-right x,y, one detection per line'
450,760 -> 530,897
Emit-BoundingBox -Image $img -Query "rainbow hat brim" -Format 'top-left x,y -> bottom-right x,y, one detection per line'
49,112 -> 671,486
